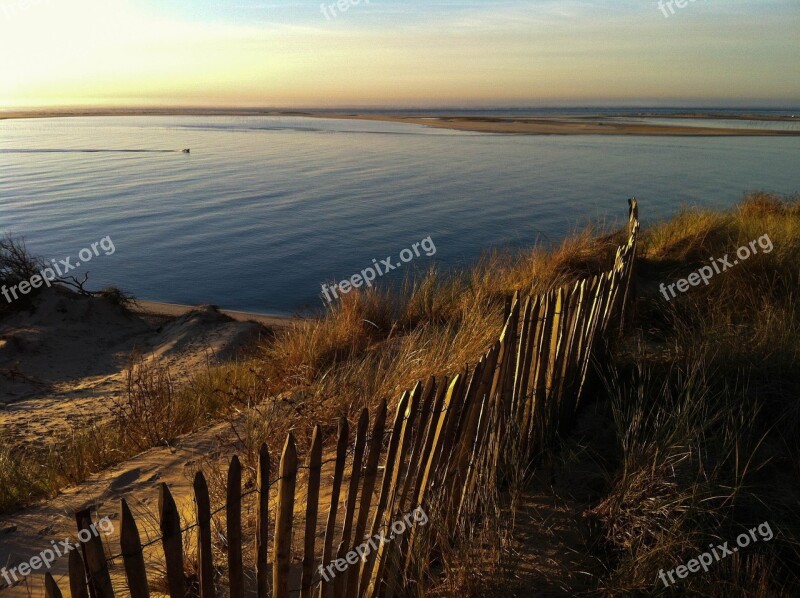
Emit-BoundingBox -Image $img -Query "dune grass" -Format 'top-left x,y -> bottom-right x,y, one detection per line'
583,192 -> 800,596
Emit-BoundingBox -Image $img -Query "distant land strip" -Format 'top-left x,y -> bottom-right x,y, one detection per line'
1,108 -> 799,136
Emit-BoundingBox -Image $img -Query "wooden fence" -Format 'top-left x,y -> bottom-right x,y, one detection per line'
44,200 -> 640,598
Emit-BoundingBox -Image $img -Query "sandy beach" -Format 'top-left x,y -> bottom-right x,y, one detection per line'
2,107 -> 799,136
134,299 -> 291,329
324,113 -> 800,136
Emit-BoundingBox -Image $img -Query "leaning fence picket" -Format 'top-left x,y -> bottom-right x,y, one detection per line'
320,417 -> 350,598
193,472 -> 215,598
158,483 -> 185,598
301,426 -> 323,598
336,409 -> 370,594
458,345 -> 500,516
513,296 -> 535,429
44,572 -> 63,598
501,294 -> 522,417
120,499 -> 149,598
483,308 -> 516,482
546,286 -> 568,433
397,378 -> 437,514
429,375 -> 466,492
446,362 -> 487,522
520,296 -> 543,451
357,391 -> 410,597
556,281 -> 584,425
403,376 -> 461,560
345,400 -> 388,598
75,509 -> 114,598
367,382 -> 423,596
530,290 -> 555,449
569,278 -> 596,413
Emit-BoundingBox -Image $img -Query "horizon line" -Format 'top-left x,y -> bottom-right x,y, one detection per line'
3,104 -> 800,113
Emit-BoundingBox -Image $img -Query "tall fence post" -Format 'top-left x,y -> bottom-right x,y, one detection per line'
159,483 -> 185,598
274,433 -> 298,598
227,455 -> 244,598
256,444 -> 270,598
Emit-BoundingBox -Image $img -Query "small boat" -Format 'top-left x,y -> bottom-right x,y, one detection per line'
182,148 -> 191,153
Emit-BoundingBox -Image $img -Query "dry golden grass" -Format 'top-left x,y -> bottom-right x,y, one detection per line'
590,192 -> 800,596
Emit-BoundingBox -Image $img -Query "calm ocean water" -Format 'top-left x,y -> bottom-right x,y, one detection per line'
1,115 -> 799,315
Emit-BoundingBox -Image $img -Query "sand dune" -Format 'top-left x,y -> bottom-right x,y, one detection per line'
0,287 -> 294,594
0,287 -> 278,448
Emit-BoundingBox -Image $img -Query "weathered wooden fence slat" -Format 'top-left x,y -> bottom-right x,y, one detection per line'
336,409 -> 370,596
368,382 -> 424,596
274,433 -> 298,598
256,443 -> 270,598
68,548 -> 90,598
302,426 -> 323,598
345,400 -> 388,598
75,509 -> 114,598
357,391 -> 410,597
120,498 -> 150,598
193,471 -> 215,598
227,455 -> 244,598
158,482 -> 185,598
321,416 -> 350,598
44,572 -> 63,598
397,377 -> 437,514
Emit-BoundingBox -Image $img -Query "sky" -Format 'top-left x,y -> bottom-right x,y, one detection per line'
1,0 -> 799,108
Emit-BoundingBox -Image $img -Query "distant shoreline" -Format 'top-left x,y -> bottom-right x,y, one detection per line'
135,299 -> 292,328
2,108 -> 799,136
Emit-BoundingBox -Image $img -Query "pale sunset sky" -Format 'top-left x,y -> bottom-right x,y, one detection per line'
1,0 -> 798,108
